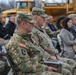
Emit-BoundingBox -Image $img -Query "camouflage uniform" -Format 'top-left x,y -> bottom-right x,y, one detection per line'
32,7 -> 76,75
44,25 -> 60,38
32,26 -> 58,55
0,45 -> 10,74
0,40 -> 9,45
5,12 -> 62,75
32,26 -> 72,75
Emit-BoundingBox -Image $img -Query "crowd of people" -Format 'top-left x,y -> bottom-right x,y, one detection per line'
0,7 -> 76,75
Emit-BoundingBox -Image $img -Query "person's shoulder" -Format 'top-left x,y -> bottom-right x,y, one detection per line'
32,27 -> 39,33
5,34 -> 22,49
60,29 -> 66,34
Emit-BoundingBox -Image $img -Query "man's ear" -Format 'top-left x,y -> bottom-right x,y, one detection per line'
34,15 -> 37,20
20,21 -> 26,27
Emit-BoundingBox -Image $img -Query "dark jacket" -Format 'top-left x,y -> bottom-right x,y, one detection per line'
70,25 -> 76,38
48,23 -> 56,31
5,21 -> 16,36
0,22 -> 10,39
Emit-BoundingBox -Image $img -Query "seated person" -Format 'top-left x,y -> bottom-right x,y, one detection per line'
5,16 -> 16,37
48,15 -> 57,31
0,14 -> 10,40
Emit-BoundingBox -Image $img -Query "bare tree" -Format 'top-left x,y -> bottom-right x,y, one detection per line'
8,0 -> 16,9
0,2 -> 8,12
0,0 -> 16,13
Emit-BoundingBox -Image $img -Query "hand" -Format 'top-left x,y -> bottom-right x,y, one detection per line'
50,55 -> 62,61
48,66 -> 57,71
50,56 -> 57,61
0,38 -> 5,42
57,56 -> 62,61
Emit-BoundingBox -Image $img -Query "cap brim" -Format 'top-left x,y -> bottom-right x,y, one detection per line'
40,14 -> 48,18
45,17 -> 50,20
28,20 -> 36,24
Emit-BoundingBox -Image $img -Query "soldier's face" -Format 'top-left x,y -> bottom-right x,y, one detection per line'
45,19 -> 49,24
25,22 -> 34,33
37,16 -> 45,26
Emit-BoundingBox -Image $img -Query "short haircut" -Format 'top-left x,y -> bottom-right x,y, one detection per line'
68,14 -> 76,20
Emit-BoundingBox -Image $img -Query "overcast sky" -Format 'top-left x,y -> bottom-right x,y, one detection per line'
0,0 -> 12,3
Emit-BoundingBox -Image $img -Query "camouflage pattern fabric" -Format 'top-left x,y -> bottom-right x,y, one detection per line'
31,27 -> 74,75
44,25 -> 60,38
32,27 -> 58,55
32,7 -> 48,18
61,58 -> 76,75
5,30 -> 63,75
17,12 -> 35,24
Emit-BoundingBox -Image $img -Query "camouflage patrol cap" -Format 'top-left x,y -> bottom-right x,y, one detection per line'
17,12 -> 35,24
32,7 -> 47,18
45,15 -> 50,20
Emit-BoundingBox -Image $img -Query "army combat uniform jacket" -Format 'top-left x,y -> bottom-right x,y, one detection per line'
32,27 -> 58,55
5,30 -> 62,75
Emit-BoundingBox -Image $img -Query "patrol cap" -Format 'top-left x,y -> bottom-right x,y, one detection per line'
32,7 -> 47,18
17,12 -> 35,24
45,15 -> 50,20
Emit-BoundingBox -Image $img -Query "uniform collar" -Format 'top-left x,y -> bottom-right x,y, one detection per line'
15,30 -> 32,41
34,26 -> 44,33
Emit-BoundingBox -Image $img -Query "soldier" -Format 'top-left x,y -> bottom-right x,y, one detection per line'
5,12 -> 63,75
0,45 -> 10,75
44,15 -> 60,38
32,7 -> 76,75
43,16 -> 60,49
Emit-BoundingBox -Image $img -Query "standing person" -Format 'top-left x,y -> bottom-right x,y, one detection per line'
68,14 -> 76,38
5,12 -> 62,75
5,15 -> 16,36
60,17 -> 76,59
